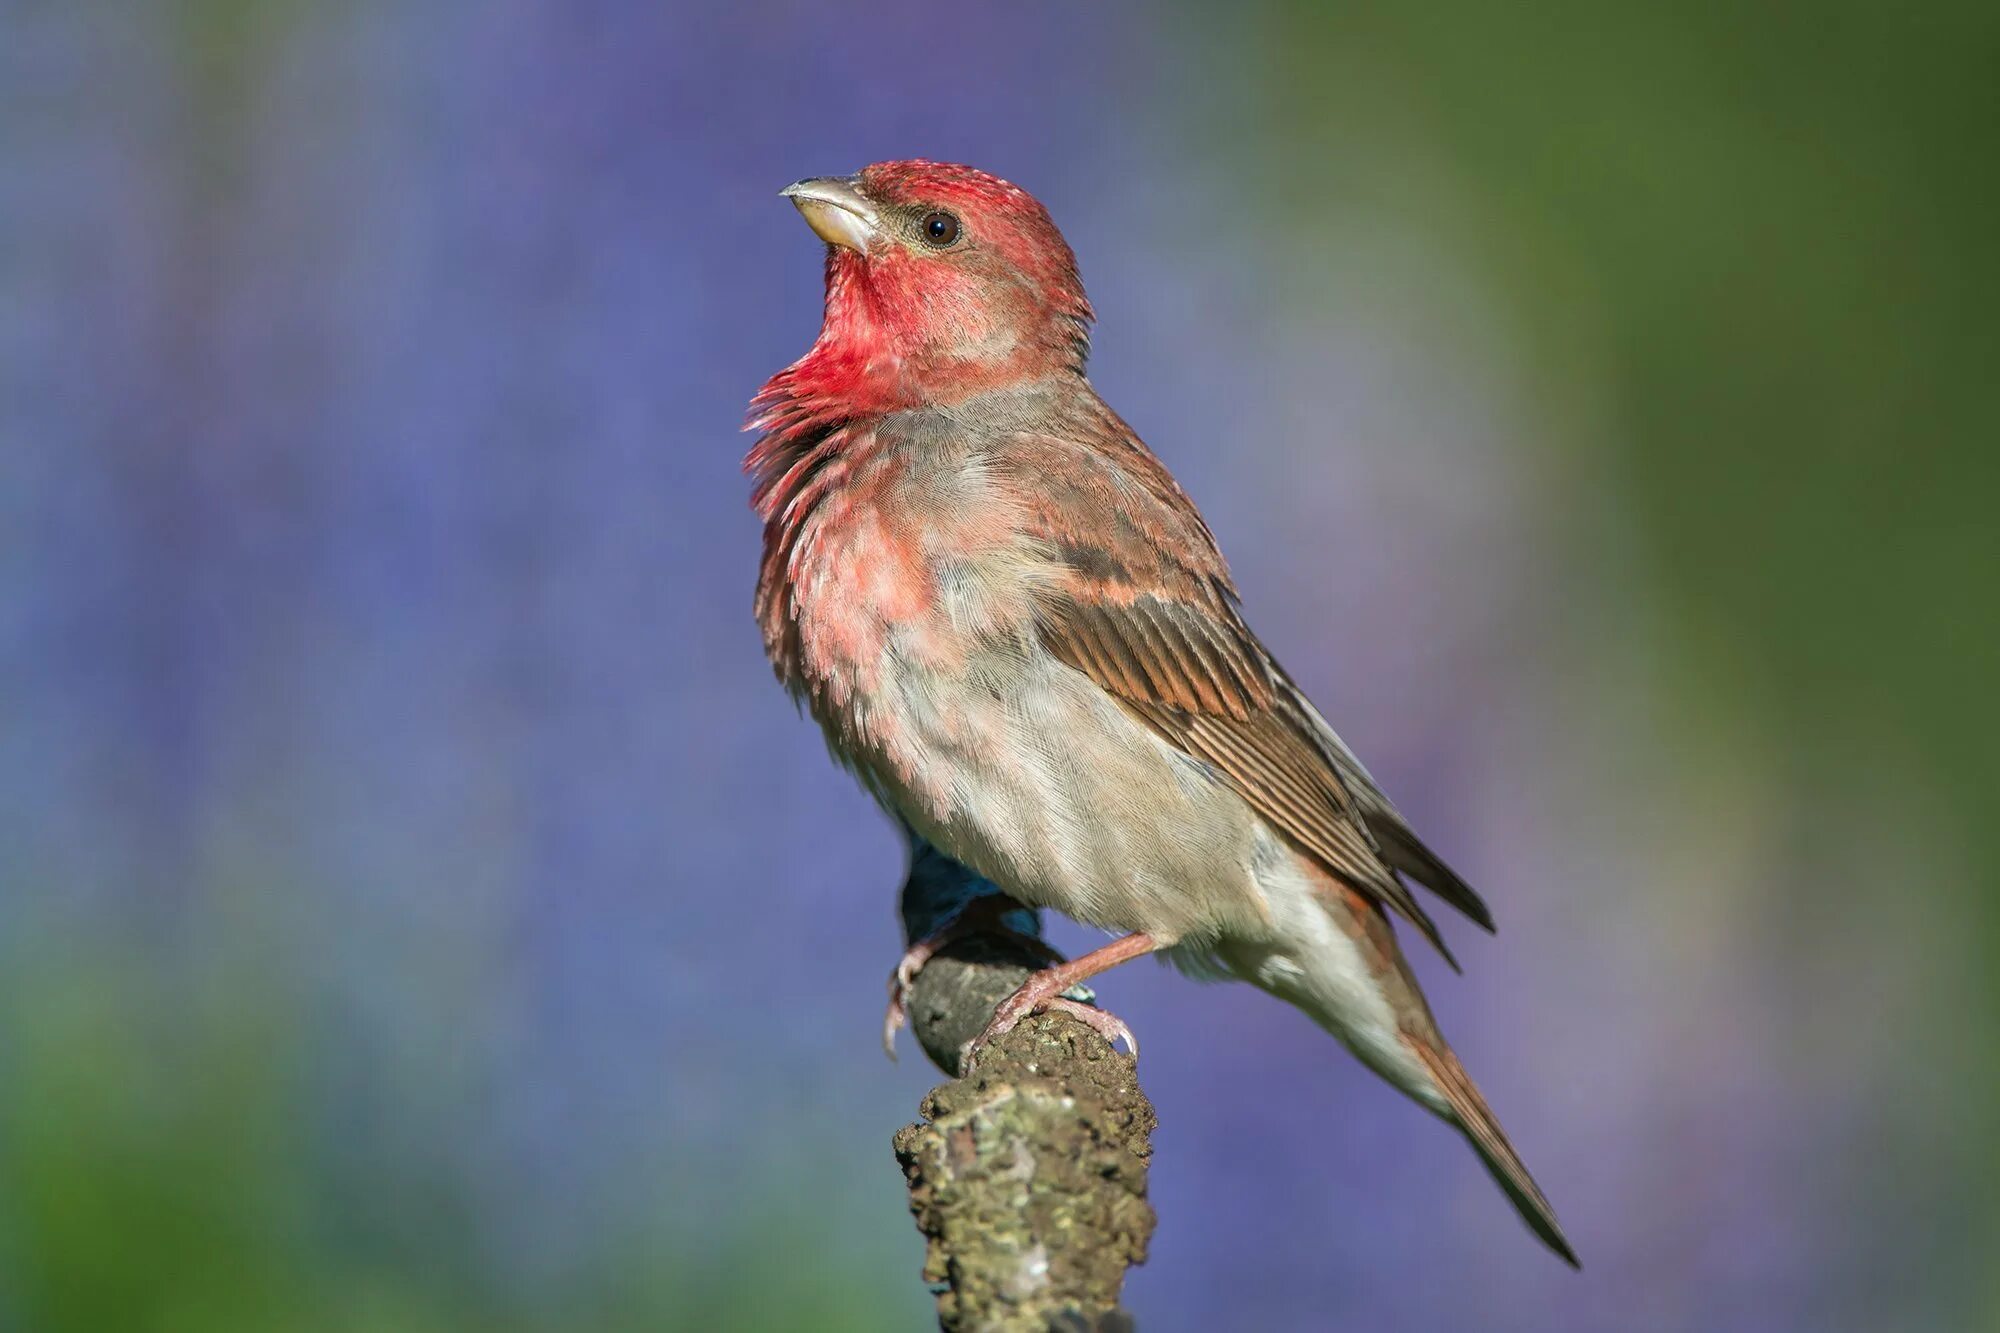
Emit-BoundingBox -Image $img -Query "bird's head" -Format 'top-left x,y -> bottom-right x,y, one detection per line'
776,161 -> 1092,413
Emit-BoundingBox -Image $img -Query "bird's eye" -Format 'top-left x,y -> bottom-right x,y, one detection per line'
919,211 -> 961,247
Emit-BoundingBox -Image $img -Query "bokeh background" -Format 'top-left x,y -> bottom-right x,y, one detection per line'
4,2 -> 1995,1330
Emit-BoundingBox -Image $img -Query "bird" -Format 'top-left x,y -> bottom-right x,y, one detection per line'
745,159 -> 1577,1266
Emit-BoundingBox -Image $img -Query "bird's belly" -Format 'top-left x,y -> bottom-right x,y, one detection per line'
841,646 -> 1271,945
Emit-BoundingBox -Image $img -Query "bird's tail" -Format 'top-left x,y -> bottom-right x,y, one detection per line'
1406,1037 -> 1580,1267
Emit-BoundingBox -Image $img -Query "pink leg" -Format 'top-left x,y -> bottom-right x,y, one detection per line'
883,899 -> 1064,1058
963,931 -> 1159,1069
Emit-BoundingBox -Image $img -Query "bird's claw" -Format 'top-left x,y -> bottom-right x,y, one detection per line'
882,907 -> 1062,1059
883,961 -> 917,1059
960,992 -> 1139,1072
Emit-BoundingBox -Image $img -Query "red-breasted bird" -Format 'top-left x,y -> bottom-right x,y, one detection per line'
747,160 -> 1577,1266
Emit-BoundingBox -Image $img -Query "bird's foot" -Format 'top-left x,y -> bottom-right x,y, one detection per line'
957,931 -> 1158,1070
961,975 -> 1139,1071
883,899 -> 1063,1058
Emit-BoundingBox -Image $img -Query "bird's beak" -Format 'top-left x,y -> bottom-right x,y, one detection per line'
781,176 -> 879,253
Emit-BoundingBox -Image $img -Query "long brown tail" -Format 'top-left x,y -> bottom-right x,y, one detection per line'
1408,1039 -> 1580,1267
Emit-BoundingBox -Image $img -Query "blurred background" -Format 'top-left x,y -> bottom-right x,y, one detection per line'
3,2 -> 1995,1329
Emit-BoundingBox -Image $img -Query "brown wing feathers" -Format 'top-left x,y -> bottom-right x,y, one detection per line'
1374,819 -> 1494,935
1056,597 -> 1265,720
1043,590 -> 1466,970
1130,687 -> 1462,971
1014,430 -> 1483,967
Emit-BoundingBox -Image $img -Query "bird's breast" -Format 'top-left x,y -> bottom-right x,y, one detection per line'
760,432 -> 1054,748
753,422 -> 1274,942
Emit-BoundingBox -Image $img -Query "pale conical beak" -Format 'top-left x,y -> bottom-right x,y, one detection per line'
781,175 -> 879,252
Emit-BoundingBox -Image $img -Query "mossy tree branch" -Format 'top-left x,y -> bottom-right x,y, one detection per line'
892,921 -> 1157,1332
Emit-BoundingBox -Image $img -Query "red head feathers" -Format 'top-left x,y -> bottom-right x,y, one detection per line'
749,161 -> 1093,455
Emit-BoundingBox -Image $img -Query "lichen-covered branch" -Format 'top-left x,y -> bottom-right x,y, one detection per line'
892,926 -> 1156,1332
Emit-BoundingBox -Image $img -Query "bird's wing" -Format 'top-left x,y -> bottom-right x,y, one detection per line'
1003,428 -> 1490,965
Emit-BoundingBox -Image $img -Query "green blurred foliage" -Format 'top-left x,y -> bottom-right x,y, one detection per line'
1219,0 -> 1999,917
0,934 -> 905,1332
1181,0 -> 2000,1316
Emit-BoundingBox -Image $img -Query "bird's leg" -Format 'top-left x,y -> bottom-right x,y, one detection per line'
884,895 -> 1064,1058
962,931 -> 1159,1070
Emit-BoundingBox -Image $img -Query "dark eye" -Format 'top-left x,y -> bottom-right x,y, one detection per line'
920,211 -> 961,247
